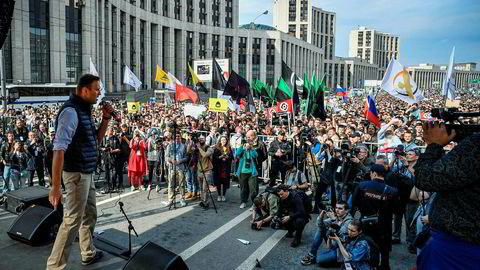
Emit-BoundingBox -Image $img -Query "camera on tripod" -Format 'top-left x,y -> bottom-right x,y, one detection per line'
340,143 -> 359,159
431,107 -> 480,142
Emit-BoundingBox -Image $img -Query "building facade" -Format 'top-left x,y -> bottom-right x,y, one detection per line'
407,63 -> 480,90
349,26 -> 400,79
3,0 -> 324,94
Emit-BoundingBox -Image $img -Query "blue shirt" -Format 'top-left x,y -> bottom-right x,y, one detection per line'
346,238 -> 372,270
53,108 -> 78,151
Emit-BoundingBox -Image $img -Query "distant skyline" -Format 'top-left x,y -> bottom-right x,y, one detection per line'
239,0 -> 480,67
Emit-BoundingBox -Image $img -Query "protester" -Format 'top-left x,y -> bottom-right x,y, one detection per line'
213,135 -> 233,202
128,130 -> 147,191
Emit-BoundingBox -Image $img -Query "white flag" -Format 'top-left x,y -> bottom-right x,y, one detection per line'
166,72 -> 182,91
217,90 -> 240,111
442,47 -> 456,100
90,58 -> 105,106
381,59 -> 424,105
123,66 -> 142,91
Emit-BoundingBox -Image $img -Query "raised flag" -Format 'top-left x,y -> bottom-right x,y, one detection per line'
381,59 -> 423,104
442,46 -> 456,100
336,85 -> 347,96
366,96 -> 380,128
155,65 -> 170,83
123,66 -> 142,91
212,58 -> 227,90
166,72 -> 182,91
223,71 -> 250,103
275,77 -> 292,102
303,72 -> 310,99
188,64 -> 208,93
276,99 -> 293,113
176,85 -> 198,103
90,58 -> 105,106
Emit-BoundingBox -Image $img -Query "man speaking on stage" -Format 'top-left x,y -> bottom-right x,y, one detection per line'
46,74 -> 114,269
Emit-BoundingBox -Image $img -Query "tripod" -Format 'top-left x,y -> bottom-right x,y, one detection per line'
119,201 -> 138,257
197,146 -> 218,213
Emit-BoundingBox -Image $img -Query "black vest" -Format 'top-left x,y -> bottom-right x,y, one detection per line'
55,95 -> 98,173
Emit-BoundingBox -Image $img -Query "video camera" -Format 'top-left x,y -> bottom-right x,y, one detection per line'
340,143 -> 360,159
431,108 -> 480,142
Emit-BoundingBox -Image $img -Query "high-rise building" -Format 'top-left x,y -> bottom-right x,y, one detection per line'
4,0 -> 324,98
349,26 -> 400,79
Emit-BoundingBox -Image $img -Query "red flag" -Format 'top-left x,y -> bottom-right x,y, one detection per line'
176,85 -> 198,103
276,99 -> 292,113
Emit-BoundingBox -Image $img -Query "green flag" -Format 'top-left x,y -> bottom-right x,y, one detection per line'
275,78 -> 292,102
303,72 -> 310,100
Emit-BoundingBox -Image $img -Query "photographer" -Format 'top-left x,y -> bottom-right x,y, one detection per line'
26,131 -> 46,187
235,131 -> 259,209
196,135 -> 214,209
284,162 -> 309,191
268,131 -> 292,187
414,123 -> 480,269
251,187 -> 280,230
105,128 -> 122,192
145,129 -> 161,192
329,220 -> 373,270
352,164 -> 401,270
277,184 -> 311,248
185,131 -> 199,200
301,201 -> 353,267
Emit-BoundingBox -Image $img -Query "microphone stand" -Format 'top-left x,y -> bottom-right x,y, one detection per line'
119,201 -> 138,257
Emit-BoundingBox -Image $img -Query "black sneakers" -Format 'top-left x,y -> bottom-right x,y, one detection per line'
301,254 -> 314,265
81,251 -> 104,266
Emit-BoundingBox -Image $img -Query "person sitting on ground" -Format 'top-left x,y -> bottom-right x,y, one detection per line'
301,201 -> 353,267
329,220 -> 373,270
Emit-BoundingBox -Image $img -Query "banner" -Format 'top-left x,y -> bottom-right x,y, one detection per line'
276,99 -> 293,113
127,102 -> 140,114
184,104 -> 207,119
193,58 -> 230,82
208,98 -> 228,113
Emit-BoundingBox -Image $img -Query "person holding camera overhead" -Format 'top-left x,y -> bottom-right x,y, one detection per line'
301,201 -> 353,267
351,164 -> 401,270
268,130 -> 292,187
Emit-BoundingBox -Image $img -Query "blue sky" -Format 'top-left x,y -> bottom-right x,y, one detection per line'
239,0 -> 480,66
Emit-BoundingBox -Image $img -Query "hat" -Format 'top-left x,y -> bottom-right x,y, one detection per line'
352,132 -> 361,137
370,164 -> 387,174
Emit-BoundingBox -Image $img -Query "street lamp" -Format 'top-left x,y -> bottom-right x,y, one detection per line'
250,10 -> 268,30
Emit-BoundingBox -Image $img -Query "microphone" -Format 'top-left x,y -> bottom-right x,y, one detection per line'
100,101 -> 121,121
119,201 -> 124,208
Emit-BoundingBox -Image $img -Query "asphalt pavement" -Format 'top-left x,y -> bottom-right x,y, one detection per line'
0,176 -> 416,270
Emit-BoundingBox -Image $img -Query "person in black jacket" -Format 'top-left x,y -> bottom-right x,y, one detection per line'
268,131 -> 292,186
27,131 -> 46,187
352,164 -> 401,270
277,184 -> 310,248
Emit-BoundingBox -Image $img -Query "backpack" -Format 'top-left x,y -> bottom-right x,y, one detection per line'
292,190 -> 313,214
254,141 -> 268,165
359,235 -> 380,268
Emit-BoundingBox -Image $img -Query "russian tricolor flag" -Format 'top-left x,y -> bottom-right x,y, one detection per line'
366,95 -> 380,128
336,85 -> 347,97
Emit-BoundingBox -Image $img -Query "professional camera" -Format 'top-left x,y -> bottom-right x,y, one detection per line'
251,222 -> 261,231
270,216 -> 282,230
340,143 -> 360,159
326,223 -> 341,237
394,145 -> 406,156
431,107 -> 480,142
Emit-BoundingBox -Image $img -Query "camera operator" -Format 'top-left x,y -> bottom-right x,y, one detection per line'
196,135 -> 214,209
414,122 -> 480,269
389,149 -> 418,252
26,131 -> 46,187
329,220 -> 373,270
352,164 -> 401,270
145,129 -> 161,191
301,201 -> 353,267
235,130 -> 259,209
268,131 -> 292,187
277,184 -> 311,248
118,124 -> 132,186
165,133 -> 187,207
185,131 -> 199,200
105,128 -> 122,192
284,162 -> 309,191
251,187 -> 281,230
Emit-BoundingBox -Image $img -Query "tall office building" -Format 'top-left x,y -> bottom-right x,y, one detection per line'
349,26 -> 400,79
4,0 -> 324,97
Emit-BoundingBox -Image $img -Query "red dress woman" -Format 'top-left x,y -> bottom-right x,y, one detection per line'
128,132 -> 147,190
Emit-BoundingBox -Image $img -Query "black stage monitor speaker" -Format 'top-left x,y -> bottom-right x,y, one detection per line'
123,241 -> 189,270
2,186 -> 51,214
7,205 -> 62,246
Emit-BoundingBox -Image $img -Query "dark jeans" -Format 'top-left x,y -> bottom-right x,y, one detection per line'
393,201 -> 418,244
28,165 -> 45,186
147,160 -> 157,185
269,160 -> 289,187
313,181 -> 336,211
285,216 -> 307,241
112,158 -> 125,188
239,173 -> 258,204
216,177 -> 228,196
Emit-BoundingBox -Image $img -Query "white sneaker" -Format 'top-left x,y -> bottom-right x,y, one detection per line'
156,185 -> 161,192
147,185 -> 151,191
217,196 -> 222,202
179,200 -> 187,207
240,203 -> 246,209
131,186 -> 135,192
222,196 -> 226,202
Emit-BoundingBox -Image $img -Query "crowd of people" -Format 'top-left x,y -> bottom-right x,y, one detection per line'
0,80 -> 479,269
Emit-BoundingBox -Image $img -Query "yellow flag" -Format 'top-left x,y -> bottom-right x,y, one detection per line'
155,65 -> 170,83
188,64 -> 201,86
208,98 -> 228,113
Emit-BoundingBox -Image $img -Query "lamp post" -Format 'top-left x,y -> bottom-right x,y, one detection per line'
250,10 -> 268,30
246,10 -> 268,82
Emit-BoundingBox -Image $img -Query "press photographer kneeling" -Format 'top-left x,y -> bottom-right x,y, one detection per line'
301,201 -> 353,267
251,187 -> 281,230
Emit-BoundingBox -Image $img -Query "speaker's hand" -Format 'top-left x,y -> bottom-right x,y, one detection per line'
49,187 -> 61,210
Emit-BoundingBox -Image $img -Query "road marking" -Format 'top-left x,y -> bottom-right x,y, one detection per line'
0,214 -> 16,221
180,209 -> 251,260
96,190 -> 140,206
235,230 -> 287,270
